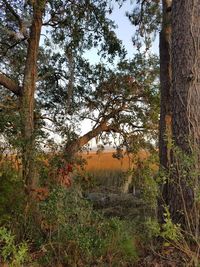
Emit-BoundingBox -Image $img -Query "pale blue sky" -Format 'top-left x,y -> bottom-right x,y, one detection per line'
84,1 -> 135,63
110,1 -> 159,56
84,1 -> 159,64
110,1 -> 136,58
82,1 -> 159,138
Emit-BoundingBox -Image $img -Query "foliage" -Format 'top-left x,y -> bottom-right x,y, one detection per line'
143,217 -> 160,240
0,159 -> 25,225
28,186 -> 139,266
0,1 -> 162,265
0,162 -> 139,266
81,169 -> 125,191
0,0 -> 160,154
161,206 -> 181,242
128,151 -> 159,209
0,0 -> 124,146
0,227 -> 29,267
157,147 -> 200,265
127,0 -> 161,50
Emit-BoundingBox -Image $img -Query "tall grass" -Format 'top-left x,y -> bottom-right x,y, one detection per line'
82,151 -> 131,171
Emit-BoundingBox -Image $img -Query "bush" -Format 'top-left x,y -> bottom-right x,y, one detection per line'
0,155 -> 140,266
0,160 -> 25,226
0,227 -> 29,266
36,186 -> 139,266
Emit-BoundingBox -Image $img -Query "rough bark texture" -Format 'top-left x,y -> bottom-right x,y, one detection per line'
21,1 -> 45,193
169,0 -> 200,227
159,0 -> 172,169
158,0 -> 172,221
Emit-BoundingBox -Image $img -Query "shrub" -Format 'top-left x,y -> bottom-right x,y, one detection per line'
0,227 -> 29,267
36,186 -> 139,266
0,160 -> 25,226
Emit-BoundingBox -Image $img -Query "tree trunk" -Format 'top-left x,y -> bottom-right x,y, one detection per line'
21,1 -> 45,194
159,0 -> 172,169
121,159 -> 134,194
168,0 -> 200,229
158,0 -> 172,220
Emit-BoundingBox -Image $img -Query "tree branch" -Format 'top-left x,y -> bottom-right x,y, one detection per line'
65,121 -> 110,156
0,73 -> 22,96
2,0 -> 27,36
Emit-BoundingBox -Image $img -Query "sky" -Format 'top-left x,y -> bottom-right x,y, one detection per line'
84,1 -> 159,65
109,1 -> 137,58
84,1 -> 135,64
109,1 -> 159,55
81,1 -> 159,140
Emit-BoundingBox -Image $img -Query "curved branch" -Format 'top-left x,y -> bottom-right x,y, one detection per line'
65,121 -> 110,156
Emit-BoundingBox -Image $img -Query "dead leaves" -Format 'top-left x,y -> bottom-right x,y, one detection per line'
30,164 -> 73,202
57,164 -> 73,188
31,187 -> 49,201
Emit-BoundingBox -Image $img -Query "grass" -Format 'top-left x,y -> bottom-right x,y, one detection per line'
81,150 -> 131,171
79,150 -> 158,192
81,149 -> 153,171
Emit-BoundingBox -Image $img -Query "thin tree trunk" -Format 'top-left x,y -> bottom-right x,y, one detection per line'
158,0 -> 172,221
21,1 -> 45,194
121,160 -> 134,194
159,0 -> 172,170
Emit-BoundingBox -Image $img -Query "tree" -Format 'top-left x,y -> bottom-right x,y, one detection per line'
0,0 -> 124,195
0,0 -> 160,162
127,0 -> 161,51
157,0 -> 200,232
158,0 -> 172,221
128,0 -> 200,231
61,54 -> 159,159
0,0 -> 46,195
159,0 -> 172,170
166,0 -> 200,227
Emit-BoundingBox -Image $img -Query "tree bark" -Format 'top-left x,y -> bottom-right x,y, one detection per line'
65,121 -> 110,158
0,73 -> 22,95
168,0 -> 200,228
159,0 -> 172,170
158,0 -> 172,221
21,1 -> 45,194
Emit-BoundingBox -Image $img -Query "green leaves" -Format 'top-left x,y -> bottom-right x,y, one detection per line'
127,0 -> 161,51
161,206 -> 181,242
0,227 -> 29,267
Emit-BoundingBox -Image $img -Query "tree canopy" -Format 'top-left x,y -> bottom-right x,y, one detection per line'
0,0 -> 159,157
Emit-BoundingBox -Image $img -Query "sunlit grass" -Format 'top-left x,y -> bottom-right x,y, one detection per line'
81,151 -> 131,171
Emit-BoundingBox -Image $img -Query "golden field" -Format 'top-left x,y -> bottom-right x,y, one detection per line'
1,149 -> 158,173
81,150 -> 154,171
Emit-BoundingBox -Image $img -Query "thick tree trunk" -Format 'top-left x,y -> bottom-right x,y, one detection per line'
21,1 -> 45,194
168,0 -> 200,229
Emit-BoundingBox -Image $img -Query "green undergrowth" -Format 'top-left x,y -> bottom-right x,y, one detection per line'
78,169 -> 125,192
0,170 -> 140,266
35,186 -> 139,266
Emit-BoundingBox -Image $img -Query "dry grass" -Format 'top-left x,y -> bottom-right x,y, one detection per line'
81,149 -> 157,171
81,151 -> 131,171
79,149 -> 158,192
